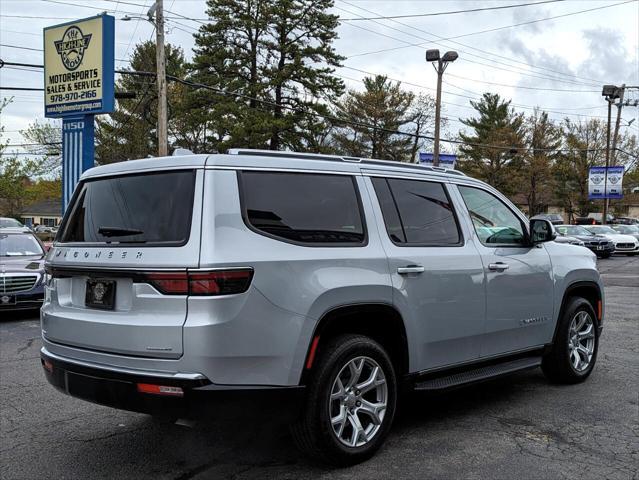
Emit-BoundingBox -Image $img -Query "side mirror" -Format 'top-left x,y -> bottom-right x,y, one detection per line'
530,219 -> 556,244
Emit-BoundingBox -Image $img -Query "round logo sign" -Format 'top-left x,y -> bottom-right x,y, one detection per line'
54,26 -> 92,71
93,282 -> 106,302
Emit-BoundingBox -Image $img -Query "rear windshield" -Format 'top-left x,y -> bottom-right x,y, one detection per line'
60,170 -> 196,245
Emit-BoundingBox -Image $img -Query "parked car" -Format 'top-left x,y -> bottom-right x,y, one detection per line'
574,217 -> 598,225
612,217 -> 639,226
0,227 -> 46,311
34,225 -> 55,234
555,225 -> 615,258
584,225 -> 639,255
553,235 -> 585,247
531,213 -> 564,225
0,217 -> 24,228
41,150 -> 604,465
610,224 -> 639,241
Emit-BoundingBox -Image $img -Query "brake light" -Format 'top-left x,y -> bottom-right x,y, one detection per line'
136,383 -> 184,397
144,269 -> 253,296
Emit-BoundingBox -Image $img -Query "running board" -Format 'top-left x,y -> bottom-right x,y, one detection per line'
413,356 -> 542,391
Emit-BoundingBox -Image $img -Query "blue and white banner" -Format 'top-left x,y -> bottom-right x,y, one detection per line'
419,153 -> 457,168
588,166 -> 625,200
588,166 -> 607,199
605,166 -> 624,199
62,115 -> 94,211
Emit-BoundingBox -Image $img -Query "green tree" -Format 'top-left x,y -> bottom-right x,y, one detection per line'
189,0 -> 344,152
457,93 -> 525,195
95,41 -> 188,164
332,75 -> 416,161
406,93 -> 437,163
517,110 -> 562,215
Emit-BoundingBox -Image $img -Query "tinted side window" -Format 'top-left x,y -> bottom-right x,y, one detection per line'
458,186 -> 526,245
373,177 -> 460,245
239,171 -> 365,245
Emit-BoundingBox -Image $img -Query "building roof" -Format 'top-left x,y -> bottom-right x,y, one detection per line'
21,198 -> 62,217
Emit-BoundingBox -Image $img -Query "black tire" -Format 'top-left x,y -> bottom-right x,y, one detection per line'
542,297 -> 599,384
291,334 -> 397,466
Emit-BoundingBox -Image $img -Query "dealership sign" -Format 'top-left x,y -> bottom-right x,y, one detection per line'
44,14 -> 115,212
419,153 -> 457,168
44,14 -> 114,118
588,166 -> 624,200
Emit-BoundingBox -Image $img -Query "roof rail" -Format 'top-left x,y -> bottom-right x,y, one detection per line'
226,148 -> 465,176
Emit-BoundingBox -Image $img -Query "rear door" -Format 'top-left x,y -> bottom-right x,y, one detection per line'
366,175 -> 486,371
42,169 -> 203,359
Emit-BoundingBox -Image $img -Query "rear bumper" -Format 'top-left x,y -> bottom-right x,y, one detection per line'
40,347 -> 305,417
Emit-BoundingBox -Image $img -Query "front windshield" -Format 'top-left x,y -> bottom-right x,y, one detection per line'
0,234 -> 44,257
0,218 -> 23,228
614,225 -> 639,234
557,225 -> 593,236
588,226 -> 616,234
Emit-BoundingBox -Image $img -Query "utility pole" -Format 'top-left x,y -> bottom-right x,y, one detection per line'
602,98 -> 612,225
426,49 -> 458,167
155,0 -> 168,157
610,84 -> 625,165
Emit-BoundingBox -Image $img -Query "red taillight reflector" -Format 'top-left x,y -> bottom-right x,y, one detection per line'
42,359 -> 53,373
145,272 -> 189,295
189,270 -> 253,296
144,269 -> 253,296
136,383 -> 184,397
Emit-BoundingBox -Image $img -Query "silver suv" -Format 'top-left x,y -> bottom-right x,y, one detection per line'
41,149 -> 604,465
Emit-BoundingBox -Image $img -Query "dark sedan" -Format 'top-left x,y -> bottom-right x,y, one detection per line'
555,225 -> 615,258
0,228 -> 46,312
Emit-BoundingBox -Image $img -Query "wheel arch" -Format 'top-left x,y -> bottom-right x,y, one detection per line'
553,281 -> 603,344
299,303 -> 409,385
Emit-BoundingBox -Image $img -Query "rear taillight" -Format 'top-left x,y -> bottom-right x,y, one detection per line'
144,269 -> 253,296
137,383 -> 184,397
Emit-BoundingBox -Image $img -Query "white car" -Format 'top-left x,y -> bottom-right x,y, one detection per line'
584,225 -> 639,256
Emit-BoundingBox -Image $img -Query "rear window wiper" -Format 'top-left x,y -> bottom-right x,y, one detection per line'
98,226 -> 144,237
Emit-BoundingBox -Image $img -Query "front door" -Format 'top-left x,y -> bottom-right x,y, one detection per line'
456,185 -> 555,358
367,176 -> 486,372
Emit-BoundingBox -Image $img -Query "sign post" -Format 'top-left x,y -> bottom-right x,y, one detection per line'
44,14 -> 115,211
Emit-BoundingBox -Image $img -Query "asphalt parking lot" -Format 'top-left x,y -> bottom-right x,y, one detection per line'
1,256 -> 638,479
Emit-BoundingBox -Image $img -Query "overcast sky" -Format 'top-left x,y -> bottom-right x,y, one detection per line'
1,0 -> 638,154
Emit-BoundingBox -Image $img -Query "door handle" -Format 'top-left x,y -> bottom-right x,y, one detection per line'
397,265 -> 425,274
488,262 -> 509,271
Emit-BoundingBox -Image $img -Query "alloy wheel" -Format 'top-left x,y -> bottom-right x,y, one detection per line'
329,356 -> 388,448
568,311 -> 596,372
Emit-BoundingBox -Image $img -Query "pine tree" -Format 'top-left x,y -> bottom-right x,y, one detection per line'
332,75 -> 416,161
457,93 -> 525,195
189,0 -> 344,152
95,41 -> 187,164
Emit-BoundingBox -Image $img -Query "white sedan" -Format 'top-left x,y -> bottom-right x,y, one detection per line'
584,225 -> 639,255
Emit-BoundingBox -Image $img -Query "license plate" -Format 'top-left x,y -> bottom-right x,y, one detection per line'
0,294 -> 16,305
85,279 -> 116,310
597,246 -> 604,251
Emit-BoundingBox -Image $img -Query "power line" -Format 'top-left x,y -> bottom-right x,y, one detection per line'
339,0 -> 607,87
340,0 -> 566,21
342,0 -> 636,66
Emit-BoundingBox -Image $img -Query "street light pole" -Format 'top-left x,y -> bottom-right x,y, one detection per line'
610,84 -> 625,165
426,49 -> 458,167
155,0 -> 168,157
433,63 -> 444,168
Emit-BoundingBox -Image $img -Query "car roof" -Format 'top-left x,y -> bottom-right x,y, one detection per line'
0,227 -> 32,234
80,149 -> 484,186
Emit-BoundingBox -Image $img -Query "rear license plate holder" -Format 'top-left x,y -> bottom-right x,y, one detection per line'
85,278 -> 116,310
